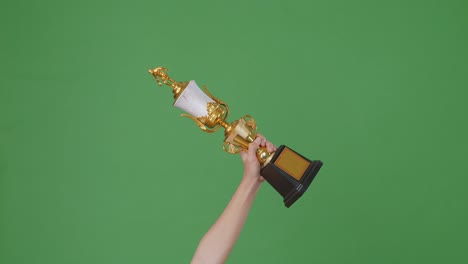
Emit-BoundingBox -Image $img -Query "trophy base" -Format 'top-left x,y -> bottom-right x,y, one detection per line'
260,145 -> 323,208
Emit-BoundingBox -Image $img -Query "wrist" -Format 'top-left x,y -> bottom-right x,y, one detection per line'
241,174 -> 263,188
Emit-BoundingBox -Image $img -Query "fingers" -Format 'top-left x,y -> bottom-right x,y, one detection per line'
266,141 -> 277,153
256,134 -> 266,147
248,137 -> 262,157
241,134 -> 276,161
257,133 -> 276,152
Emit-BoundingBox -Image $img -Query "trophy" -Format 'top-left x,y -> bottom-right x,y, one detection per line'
148,66 -> 323,207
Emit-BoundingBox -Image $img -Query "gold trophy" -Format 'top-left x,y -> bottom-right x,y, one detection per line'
149,66 -> 323,207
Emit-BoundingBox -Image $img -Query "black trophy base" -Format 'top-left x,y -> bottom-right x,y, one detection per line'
260,145 -> 323,208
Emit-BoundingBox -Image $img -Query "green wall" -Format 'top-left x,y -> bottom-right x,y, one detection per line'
1,0 -> 467,263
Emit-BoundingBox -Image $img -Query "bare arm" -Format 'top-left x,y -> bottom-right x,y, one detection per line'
191,135 -> 276,264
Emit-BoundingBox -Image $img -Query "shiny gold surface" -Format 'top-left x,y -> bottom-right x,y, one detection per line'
149,66 -> 274,165
148,67 -> 188,100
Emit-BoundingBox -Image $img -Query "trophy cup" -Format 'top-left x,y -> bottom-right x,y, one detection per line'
148,66 -> 323,207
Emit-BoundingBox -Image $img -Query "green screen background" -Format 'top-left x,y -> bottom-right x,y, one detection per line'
1,0 -> 467,263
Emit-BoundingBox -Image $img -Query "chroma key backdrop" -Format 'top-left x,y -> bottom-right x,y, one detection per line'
1,0 -> 467,263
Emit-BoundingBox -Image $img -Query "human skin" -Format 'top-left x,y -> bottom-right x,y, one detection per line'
191,135 -> 276,264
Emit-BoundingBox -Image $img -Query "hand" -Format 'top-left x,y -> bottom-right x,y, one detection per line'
240,134 -> 277,183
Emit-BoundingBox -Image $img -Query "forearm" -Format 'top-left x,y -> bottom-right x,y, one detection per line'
191,176 -> 262,264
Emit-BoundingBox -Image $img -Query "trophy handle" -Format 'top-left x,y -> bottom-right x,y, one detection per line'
203,85 -> 230,121
222,115 -> 258,154
242,115 -> 257,136
223,142 -> 243,154
180,113 -> 220,133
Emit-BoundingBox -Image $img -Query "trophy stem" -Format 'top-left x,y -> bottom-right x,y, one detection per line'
257,147 -> 274,165
219,120 -> 230,129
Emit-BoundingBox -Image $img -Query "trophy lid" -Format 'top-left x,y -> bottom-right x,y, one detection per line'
149,67 -> 188,100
